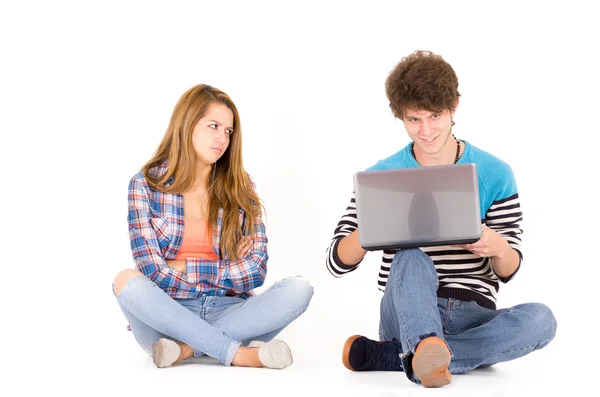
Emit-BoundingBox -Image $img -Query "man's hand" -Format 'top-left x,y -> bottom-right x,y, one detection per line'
166,259 -> 186,273
453,224 -> 511,259
453,224 -> 520,278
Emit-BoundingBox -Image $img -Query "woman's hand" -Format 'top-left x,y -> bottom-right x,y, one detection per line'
236,236 -> 253,259
166,259 -> 186,273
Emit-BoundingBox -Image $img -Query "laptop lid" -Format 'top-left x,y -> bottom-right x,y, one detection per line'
353,163 -> 482,251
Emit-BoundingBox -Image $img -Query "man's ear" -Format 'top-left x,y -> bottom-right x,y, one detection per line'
451,98 -> 460,116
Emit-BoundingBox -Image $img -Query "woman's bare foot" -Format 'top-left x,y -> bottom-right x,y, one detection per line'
176,342 -> 194,362
231,346 -> 263,367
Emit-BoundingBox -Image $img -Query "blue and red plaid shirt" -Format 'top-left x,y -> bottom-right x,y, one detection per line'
127,162 -> 268,300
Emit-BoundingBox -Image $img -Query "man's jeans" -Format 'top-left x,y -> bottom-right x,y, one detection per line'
379,249 -> 557,384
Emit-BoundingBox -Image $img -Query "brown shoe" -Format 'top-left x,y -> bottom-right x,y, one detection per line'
342,335 -> 403,371
412,336 -> 452,388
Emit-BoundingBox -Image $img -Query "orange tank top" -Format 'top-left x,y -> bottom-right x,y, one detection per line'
175,218 -> 219,260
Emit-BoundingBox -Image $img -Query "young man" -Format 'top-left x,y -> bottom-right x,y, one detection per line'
325,50 -> 556,388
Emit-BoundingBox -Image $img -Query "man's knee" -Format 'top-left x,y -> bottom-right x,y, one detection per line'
531,303 -> 557,343
514,302 -> 557,346
388,249 -> 436,283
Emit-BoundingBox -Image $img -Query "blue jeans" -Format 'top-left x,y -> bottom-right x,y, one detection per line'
115,275 -> 313,366
379,249 -> 557,384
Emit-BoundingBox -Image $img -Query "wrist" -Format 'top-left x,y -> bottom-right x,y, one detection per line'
178,259 -> 187,272
338,231 -> 367,265
493,242 -> 512,261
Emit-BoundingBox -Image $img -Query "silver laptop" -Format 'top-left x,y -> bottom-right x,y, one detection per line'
353,163 -> 482,251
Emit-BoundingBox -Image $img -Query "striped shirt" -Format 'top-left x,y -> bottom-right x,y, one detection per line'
128,161 -> 268,300
325,141 -> 522,310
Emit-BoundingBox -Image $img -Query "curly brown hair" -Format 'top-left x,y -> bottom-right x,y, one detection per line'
385,50 -> 460,120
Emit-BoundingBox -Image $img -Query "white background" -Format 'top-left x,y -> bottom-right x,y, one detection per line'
2,0 -> 598,395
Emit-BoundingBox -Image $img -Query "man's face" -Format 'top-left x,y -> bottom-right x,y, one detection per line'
403,108 -> 455,156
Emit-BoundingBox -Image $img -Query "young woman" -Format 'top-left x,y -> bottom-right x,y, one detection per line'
113,84 -> 313,369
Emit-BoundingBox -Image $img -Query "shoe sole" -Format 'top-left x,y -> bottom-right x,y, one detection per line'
413,338 -> 452,388
152,338 -> 180,368
342,335 -> 363,371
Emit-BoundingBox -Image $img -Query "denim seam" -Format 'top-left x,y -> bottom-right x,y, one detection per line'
450,337 -> 554,373
442,299 -> 452,331
394,276 -> 415,355
497,335 -> 555,356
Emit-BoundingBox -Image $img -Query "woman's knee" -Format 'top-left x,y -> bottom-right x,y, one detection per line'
290,276 -> 314,301
278,276 -> 314,309
113,269 -> 144,296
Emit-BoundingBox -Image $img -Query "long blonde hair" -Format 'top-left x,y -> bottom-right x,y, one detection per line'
142,84 -> 263,260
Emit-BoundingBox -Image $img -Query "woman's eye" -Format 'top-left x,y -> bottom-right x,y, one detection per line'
209,123 -> 218,129
226,129 -> 234,135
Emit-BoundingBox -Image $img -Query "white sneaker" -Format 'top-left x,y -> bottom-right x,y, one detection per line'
151,338 -> 180,368
249,340 -> 293,369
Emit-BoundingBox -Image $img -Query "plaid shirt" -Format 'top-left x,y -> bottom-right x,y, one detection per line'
127,162 -> 268,300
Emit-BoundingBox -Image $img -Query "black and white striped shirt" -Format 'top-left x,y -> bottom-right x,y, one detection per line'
325,142 -> 523,310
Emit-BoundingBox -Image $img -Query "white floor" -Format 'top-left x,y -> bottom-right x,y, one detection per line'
90,328 -> 571,397
7,266 -> 592,397
30,271 -> 584,397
